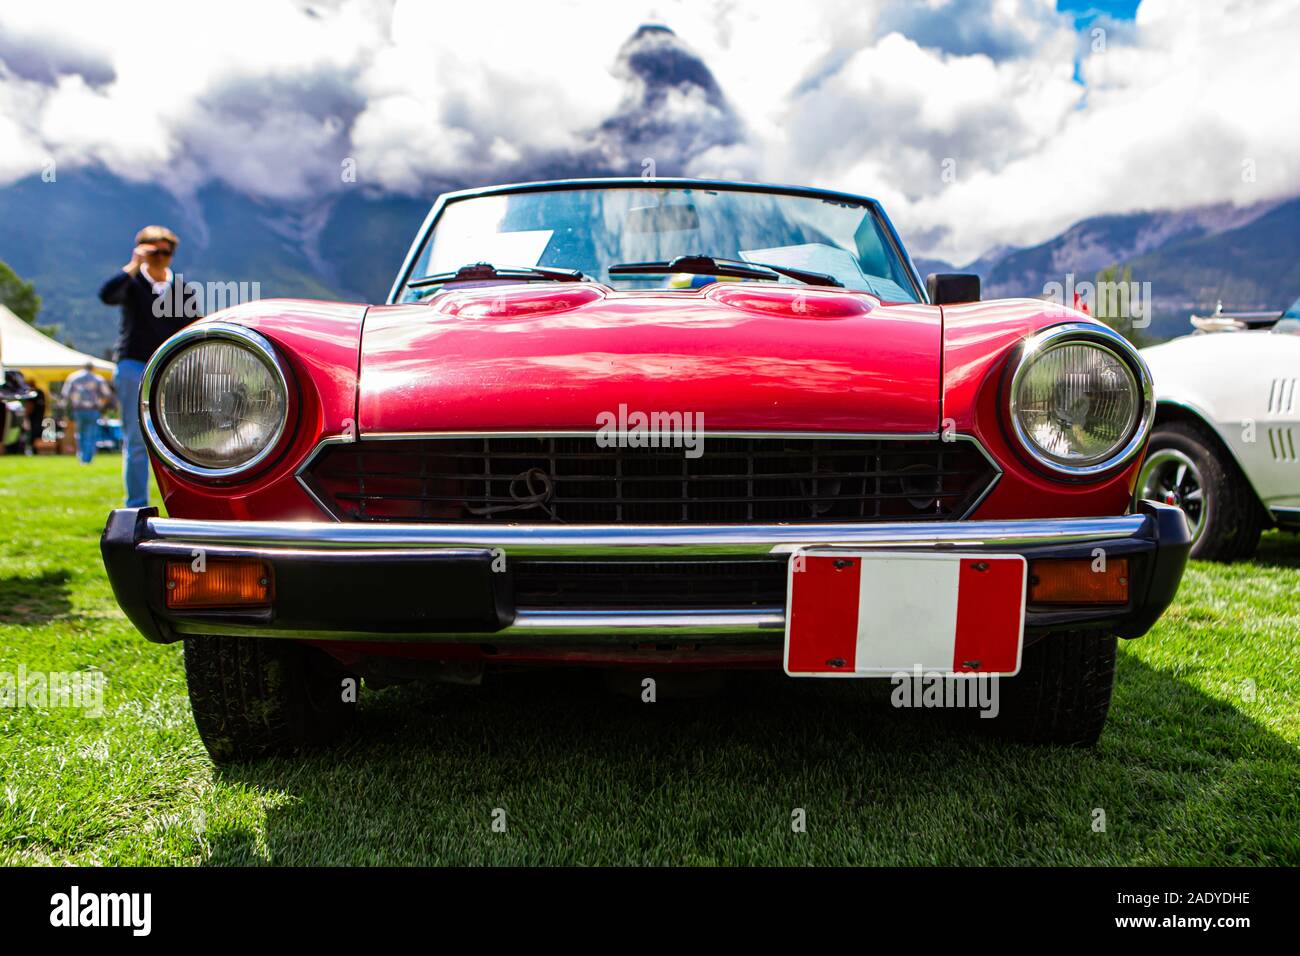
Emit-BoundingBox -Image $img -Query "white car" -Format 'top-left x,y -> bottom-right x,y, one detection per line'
1139,297 -> 1300,560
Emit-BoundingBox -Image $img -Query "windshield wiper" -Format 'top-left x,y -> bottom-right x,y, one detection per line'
607,255 -> 843,288
407,262 -> 588,290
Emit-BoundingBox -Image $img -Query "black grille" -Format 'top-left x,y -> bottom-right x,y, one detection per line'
513,559 -> 788,609
304,434 -> 998,524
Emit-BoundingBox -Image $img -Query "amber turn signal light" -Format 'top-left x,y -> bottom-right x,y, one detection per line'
166,558 -> 272,609
1028,557 -> 1129,605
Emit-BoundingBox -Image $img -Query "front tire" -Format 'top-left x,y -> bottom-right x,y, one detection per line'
1138,421 -> 1264,561
183,636 -> 357,763
982,631 -> 1117,746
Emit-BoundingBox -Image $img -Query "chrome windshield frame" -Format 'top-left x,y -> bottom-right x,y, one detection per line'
387,177 -> 929,305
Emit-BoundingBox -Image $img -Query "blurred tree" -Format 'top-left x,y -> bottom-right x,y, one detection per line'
1093,262 -> 1154,347
0,260 -> 41,325
0,259 -> 63,340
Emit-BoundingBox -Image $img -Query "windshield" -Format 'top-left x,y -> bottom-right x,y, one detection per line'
398,184 -> 920,302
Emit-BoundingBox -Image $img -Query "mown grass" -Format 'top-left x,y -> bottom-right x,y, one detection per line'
0,454 -> 1296,865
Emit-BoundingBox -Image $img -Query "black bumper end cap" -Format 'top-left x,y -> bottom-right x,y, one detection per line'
101,507 -> 172,643
1117,499 -> 1193,639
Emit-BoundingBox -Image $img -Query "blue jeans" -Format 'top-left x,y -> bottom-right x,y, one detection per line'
72,409 -> 100,463
114,358 -> 150,508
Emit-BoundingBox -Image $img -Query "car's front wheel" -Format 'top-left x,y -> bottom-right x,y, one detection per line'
1137,420 -> 1264,561
183,636 -> 357,763
981,630 -> 1117,746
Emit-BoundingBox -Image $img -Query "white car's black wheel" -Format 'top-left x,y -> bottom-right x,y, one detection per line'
981,631 -> 1117,746
1138,421 -> 1263,561
183,636 -> 357,763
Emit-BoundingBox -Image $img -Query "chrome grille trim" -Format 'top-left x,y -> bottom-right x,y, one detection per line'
295,430 -> 1004,524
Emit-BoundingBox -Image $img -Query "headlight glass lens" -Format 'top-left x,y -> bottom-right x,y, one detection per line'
155,340 -> 286,469
1014,342 -> 1140,467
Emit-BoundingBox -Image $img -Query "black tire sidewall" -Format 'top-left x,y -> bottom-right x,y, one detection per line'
183,636 -> 357,762
1142,422 -> 1260,560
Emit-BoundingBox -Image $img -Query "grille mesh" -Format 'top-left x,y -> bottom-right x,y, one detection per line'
302,434 -> 998,524
513,559 -> 788,609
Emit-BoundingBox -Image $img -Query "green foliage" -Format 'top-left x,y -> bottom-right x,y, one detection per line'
1093,262 -> 1156,347
0,259 -> 41,325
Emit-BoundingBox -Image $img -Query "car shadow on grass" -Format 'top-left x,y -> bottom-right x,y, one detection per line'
1249,530 -> 1300,569
0,569 -> 73,624
204,652 -> 1300,866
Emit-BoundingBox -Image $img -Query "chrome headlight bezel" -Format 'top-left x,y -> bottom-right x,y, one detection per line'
140,322 -> 292,480
1006,322 -> 1155,479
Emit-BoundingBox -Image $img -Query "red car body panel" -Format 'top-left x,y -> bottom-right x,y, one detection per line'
357,284 -> 942,435
941,299 -> 1141,519
152,298 -> 366,521
153,290 -> 1140,523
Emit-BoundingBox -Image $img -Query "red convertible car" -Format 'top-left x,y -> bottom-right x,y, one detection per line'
101,179 -> 1190,760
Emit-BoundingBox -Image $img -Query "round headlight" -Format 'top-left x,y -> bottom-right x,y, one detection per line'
1009,325 -> 1152,476
144,325 -> 289,476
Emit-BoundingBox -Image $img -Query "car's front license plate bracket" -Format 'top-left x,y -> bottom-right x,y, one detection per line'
783,550 -> 1026,678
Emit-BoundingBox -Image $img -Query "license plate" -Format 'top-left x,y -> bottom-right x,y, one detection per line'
784,551 -> 1026,678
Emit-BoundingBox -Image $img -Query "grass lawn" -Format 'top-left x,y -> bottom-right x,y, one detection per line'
1,454 -> 1297,866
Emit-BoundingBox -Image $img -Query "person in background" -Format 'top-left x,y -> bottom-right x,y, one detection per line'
99,226 -> 199,506
61,360 -> 113,464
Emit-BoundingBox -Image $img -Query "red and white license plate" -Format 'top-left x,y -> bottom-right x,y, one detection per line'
784,551 -> 1026,678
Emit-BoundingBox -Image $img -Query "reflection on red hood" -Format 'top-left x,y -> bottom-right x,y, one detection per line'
357,284 -> 942,434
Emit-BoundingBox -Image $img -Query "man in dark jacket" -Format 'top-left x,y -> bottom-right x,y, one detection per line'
99,225 -> 199,506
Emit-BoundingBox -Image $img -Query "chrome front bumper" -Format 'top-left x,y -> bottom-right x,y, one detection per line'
101,503 -> 1192,644
139,513 -> 1149,554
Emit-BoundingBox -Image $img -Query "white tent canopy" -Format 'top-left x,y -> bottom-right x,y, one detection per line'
0,304 -> 114,374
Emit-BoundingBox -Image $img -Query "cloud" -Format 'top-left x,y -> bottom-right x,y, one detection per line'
0,25 -> 114,87
0,0 -> 1298,262
892,0 -> 1300,260
0,0 -> 387,197
872,0 -> 1063,59
744,0 -> 1300,262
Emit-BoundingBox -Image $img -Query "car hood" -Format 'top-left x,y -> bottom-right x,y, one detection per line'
357,284 -> 942,434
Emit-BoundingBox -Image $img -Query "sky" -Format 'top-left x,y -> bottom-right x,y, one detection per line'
0,0 -> 1297,263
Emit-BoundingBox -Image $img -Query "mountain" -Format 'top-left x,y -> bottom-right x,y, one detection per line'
597,24 -> 744,170
914,244 -> 1014,281
6,163 -> 1297,356
1122,198 -> 1300,325
915,198 -> 1298,339
0,23 -> 741,359
0,169 -> 384,358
